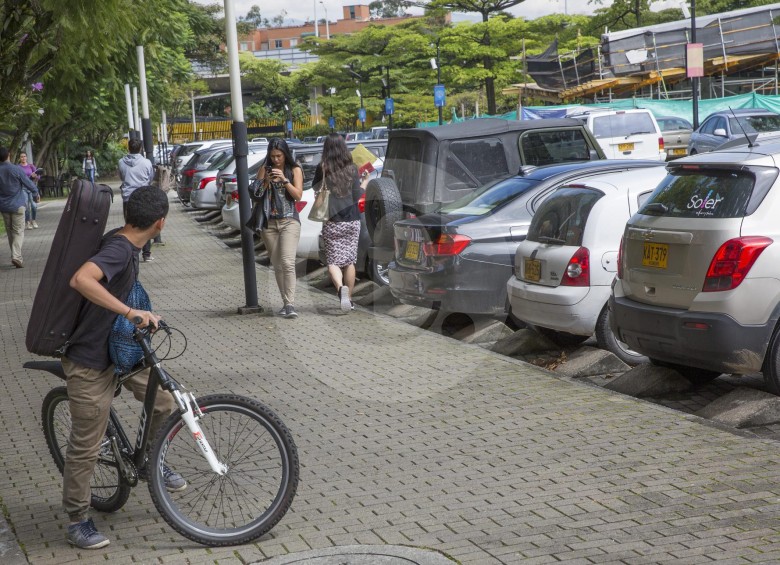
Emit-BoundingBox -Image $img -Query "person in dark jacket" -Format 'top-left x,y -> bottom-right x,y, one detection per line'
0,147 -> 39,268
312,134 -> 363,312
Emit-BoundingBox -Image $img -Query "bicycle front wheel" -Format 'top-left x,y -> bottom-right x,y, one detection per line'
41,387 -> 131,513
147,394 -> 299,546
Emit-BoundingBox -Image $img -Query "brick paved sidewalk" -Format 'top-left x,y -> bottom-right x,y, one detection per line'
2,187 -> 780,564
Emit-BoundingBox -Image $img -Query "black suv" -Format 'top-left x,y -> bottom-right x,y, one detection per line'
364,118 -> 606,284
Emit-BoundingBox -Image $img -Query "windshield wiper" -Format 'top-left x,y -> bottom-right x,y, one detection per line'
538,236 -> 567,245
626,131 -> 652,137
643,202 -> 668,214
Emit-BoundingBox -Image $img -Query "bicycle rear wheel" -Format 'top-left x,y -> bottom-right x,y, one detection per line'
147,394 -> 299,546
41,387 -> 131,513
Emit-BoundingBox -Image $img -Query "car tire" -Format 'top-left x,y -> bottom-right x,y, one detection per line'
365,178 -> 402,247
762,329 -> 780,395
595,307 -> 648,366
650,358 -> 721,386
535,326 -> 589,347
689,149 -> 697,155
369,256 -> 390,286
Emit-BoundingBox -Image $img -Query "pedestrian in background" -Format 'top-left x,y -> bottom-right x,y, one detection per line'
119,139 -> 155,261
0,147 -> 39,268
82,151 -> 97,183
18,152 -> 39,230
255,138 -> 303,318
313,133 -> 363,312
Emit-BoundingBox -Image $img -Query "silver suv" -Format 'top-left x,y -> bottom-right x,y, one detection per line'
609,141 -> 780,389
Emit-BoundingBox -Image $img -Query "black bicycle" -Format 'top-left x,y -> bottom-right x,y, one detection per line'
25,322 -> 299,547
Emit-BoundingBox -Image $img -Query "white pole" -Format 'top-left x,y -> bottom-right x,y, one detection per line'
191,91 -> 197,140
224,3 -> 244,122
313,0 -> 319,37
162,110 -> 168,143
136,46 -> 150,120
132,86 -> 141,141
321,2 -> 330,39
124,84 -> 134,135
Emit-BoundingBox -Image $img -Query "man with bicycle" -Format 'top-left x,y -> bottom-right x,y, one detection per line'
62,186 -> 185,549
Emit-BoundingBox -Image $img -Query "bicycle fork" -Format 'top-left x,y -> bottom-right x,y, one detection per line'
171,390 -> 228,476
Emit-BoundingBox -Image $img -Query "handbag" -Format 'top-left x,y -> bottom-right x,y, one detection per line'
308,178 -> 330,222
108,279 -> 152,374
245,180 -> 271,233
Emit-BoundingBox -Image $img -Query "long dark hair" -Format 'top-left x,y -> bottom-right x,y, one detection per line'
321,133 -> 357,197
265,138 -> 297,180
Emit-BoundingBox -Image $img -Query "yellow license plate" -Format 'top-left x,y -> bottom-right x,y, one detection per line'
524,258 -> 541,282
671,148 -> 687,155
642,242 -> 669,268
618,142 -> 635,152
404,241 -> 421,261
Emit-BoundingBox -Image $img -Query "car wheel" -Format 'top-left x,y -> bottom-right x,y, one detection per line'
595,307 -> 648,366
762,328 -> 780,395
650,358 -> 721,386
535,326 -> 589,347
369,257 -> 390,286
365,178 -> 402,248
689,149 -> 697,155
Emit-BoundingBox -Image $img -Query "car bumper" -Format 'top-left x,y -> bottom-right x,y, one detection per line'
388,259 -> 511,315
609,295 -> 774,374
507,277 -> 603,335
190,191 -> 219,209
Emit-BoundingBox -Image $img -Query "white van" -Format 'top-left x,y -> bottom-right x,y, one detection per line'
572,109 -> 665,161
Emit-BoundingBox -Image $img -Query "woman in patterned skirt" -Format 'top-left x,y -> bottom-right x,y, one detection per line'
313,134 -> 363,312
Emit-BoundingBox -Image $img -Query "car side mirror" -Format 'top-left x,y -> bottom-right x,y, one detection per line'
713,128 -> 727,137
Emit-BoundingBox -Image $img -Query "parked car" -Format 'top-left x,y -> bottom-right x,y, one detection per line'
173,139 -> 230,179
507,166 -> 669,363
610,140 -> 780,389
177,145 -> 233,204
387,160 -> 665,318
656,116 -> 693,160
688,108 -> 780,154
215,146 -> 268,211
189,150 -> 237,210
570,108 -> 665,161
366,118 -> 606,285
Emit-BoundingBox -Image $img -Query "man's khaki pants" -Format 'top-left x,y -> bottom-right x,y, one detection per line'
1,206 -> 25,262
61,357 -> 176,522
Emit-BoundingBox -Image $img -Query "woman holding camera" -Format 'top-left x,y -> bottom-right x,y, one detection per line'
256,138 -> 304,319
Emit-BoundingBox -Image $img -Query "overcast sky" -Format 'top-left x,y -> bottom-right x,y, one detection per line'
197,0 -> 684,26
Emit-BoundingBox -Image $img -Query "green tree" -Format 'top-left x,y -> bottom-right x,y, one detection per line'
368,0 -> 413,18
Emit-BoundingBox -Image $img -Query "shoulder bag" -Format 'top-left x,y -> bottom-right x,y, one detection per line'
246,178 -> 271,233
308,177 -> 330,222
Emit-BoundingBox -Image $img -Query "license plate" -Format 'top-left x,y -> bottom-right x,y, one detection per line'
404,241 -> 421,261
642,242 -> 668,268
524,258 -> 541,282
618,142 -> 635,152
671,148 -> 687,155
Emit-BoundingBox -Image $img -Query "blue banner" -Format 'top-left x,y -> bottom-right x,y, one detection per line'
328,116 -> 336,129
385,97 -> 394,115
434,84 -> 445,108
358,108 -> 366,122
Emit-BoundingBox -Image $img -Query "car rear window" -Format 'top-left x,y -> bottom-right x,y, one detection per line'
527,187 -> 604,246
592,113 -> 656,138
178,144 -> 203,156
520,129 -> 594,165
729,115 -> 780,134
639,167 -> 778,218
444,138 -> 509,189
385,137 -> 423,198
439,177 -> 539,216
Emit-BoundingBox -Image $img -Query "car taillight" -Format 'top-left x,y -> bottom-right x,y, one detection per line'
702,236 -> 772,292
617,236 -> 624,279
182,168 -> 196,178
358,192 -> 366,214
230,190 -> 239,201
423,234 -> 471,257
560,247 -> 590,287
295,201 -> 307,213
658,136 -> 664,151
197,176 -> 216,190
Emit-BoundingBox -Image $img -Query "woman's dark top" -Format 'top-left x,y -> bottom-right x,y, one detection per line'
265,162 -> 301,221
313,165 -> 361,223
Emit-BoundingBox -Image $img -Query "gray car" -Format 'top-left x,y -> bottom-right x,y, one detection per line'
388,160 -> 666,321
656,116 -> 692,160
687,109 -> 780,154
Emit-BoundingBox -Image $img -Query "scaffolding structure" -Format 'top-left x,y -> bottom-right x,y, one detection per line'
505,3 -> 780,103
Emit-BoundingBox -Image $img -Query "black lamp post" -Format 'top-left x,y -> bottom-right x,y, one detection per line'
347,67 -> 365,132
383,66 -> 393,130
431,39 -> 443,126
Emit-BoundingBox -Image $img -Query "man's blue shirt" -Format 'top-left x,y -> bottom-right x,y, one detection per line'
0,161 -> 38,213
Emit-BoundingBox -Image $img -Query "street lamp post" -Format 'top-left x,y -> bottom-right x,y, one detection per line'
284,102 -> 293,139
346,67 -> 365,132
320,1 -> 330,39
328,86 -> 336,132
431,39 -> 444,126
313,0 -> 319,37
383,66 -> 393,130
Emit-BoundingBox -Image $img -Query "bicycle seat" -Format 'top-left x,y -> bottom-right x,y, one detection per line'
23,360 -> 66,381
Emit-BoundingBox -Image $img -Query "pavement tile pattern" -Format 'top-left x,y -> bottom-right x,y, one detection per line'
2,187 -> 780,564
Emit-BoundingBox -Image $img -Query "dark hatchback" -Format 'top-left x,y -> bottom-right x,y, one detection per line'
387,160 -> 666,319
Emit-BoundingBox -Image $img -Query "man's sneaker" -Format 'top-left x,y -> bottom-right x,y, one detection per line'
32,220 -> 39,228
11,258 -> 23,269
66,518 -> 109,549
277,305 -> 288,316
25,221 -> 33,230
138,463 -> 187,492
142,255 -> 155,262
339,286 -> 351,312
283,304 -> 298,319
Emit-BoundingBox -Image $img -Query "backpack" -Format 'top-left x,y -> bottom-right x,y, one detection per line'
26,179 -> 114,357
